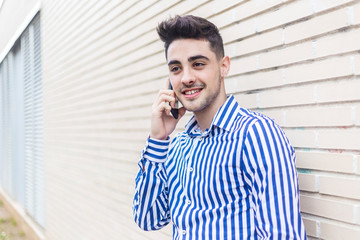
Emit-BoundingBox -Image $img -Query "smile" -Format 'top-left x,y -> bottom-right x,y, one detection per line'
184,89 -> 201,95
181,87 -> 203,99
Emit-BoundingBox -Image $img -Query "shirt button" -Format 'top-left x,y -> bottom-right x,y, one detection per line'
188,167 -> 193,172
181,230 -> 186,235
186,199 -> 191,205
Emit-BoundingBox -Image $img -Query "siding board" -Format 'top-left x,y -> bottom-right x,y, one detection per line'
37,0 -> 360,239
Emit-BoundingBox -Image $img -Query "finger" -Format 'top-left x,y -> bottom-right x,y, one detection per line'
158,89 -> 174,96
155,91 -> 176,107
154,96 -> 175,110
157,90 -> 175,104
153,101 -> 172,117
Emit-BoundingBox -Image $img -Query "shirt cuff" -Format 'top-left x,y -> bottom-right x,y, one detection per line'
142,136 -> 171,163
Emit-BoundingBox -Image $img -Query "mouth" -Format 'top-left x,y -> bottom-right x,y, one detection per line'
181,88 -> 203,98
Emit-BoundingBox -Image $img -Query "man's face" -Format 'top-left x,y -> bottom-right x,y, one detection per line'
167,39 -> 229,115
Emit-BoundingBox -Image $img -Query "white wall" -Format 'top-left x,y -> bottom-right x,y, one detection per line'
1,0 -> 358,239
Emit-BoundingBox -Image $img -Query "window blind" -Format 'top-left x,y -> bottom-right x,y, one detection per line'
0,13 -> 44,227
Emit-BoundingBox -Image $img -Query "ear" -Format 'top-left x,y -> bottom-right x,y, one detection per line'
220,56 -> 230,78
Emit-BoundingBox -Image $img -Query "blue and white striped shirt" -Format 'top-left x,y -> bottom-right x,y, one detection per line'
133,95 -> 307,239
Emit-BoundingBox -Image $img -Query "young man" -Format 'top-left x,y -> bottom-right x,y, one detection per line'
133,15 -> 307,239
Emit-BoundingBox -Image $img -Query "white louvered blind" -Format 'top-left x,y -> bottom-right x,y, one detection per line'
0,13 -> 44,227
22,14 -> 45,227
8,44 -> 25,206
0,57 -> 12,196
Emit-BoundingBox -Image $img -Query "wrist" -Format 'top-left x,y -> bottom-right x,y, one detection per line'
149,134 -> 169,141
149,129 -> 169,140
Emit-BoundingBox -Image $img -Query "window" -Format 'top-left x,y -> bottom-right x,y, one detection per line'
0,13 -> 44,227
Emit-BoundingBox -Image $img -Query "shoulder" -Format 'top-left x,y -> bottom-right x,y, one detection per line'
240,108 -> 294,157
240,108 -> 275,123
237,108 -> 280,132
236,108 -> 293,152
232,107 -> 278,135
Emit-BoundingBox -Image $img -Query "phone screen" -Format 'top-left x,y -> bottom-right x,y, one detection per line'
169,82 -> 178,119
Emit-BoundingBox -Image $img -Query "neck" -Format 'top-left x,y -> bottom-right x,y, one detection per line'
194,93 -> 227,132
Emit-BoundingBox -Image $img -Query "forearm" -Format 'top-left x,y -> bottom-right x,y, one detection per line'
133,137 -> 171,230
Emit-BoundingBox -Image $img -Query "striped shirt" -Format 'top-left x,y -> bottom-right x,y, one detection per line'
133,95 -> 307,239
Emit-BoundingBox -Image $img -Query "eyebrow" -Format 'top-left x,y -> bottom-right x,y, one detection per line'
188,55 -> 209,62
168,60 -> 181,66
168,55 -> 210,66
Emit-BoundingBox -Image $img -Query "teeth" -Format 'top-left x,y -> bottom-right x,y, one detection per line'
185,89 -> 200,95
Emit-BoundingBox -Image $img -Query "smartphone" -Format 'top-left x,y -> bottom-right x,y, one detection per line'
169,81 -> 178,119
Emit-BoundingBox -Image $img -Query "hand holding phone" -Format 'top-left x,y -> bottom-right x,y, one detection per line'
150,80 -> 185,140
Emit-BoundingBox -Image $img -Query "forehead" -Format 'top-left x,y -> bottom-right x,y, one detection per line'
167,39 -> 215,61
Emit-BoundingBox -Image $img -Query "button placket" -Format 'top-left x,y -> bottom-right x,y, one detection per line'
184,136 -> 199,189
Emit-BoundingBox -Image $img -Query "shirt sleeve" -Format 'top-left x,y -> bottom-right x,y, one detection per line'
241,119 -> 307,239
132,137 -> 171,231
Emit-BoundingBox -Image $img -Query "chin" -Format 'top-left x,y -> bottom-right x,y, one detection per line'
182,101 -> 208,113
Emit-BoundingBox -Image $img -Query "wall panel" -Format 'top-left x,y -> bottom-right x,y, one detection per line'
39,0 -> 360,239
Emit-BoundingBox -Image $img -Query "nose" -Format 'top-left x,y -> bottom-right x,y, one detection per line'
181,66 -> 195,86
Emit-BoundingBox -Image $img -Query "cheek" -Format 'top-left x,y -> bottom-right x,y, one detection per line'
201,70 -> 220,84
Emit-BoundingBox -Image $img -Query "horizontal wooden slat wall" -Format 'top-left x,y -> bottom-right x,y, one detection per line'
40,0 -> 360,239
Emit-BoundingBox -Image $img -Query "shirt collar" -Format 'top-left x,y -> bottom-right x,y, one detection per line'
185,95 -> 240,136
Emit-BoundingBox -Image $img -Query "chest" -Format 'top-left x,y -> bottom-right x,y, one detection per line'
166,134 -> 247,208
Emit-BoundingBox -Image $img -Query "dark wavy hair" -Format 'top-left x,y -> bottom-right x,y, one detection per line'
156,15 -> 224,60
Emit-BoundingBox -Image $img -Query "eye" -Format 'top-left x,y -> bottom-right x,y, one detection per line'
170,66 -> 181,73
193,62 -> 205,68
